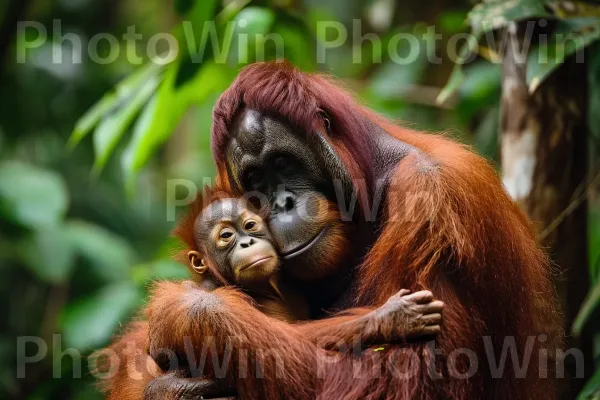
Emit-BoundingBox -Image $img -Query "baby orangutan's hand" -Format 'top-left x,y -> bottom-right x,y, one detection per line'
362,289 -> 444,344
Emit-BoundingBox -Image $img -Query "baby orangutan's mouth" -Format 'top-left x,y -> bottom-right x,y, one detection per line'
240,256 -> 274,271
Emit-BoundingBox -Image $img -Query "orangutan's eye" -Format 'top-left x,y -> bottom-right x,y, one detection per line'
274,156 -> 289,170
245,170 -> 264,189
217,228 -> 235,247
318,110 -> 331,132
244,219 -> 257,231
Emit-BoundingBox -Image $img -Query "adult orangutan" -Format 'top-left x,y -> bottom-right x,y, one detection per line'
105,61 -> 559,399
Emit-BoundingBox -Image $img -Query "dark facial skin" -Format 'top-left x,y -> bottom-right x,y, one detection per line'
191,198 -> 279,291
226,109 -> 354,282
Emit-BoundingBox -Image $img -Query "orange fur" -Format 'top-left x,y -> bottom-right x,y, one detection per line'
210,62 -> 559,400
103,62 -> 559,400
146,282 -> 319,399
97,322 -> 159,400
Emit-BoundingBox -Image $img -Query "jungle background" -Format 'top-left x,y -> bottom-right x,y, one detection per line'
1,0 -> 600,399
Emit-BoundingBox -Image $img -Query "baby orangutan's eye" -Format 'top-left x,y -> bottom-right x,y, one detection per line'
244,219 -> 257,231
218,228 -> 235,246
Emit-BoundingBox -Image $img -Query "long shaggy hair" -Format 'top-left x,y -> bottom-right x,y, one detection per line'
210,61 -> 560,400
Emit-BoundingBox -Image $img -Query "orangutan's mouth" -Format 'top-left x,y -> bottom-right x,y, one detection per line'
282,228 -> 327,260
240,256 -> 274,271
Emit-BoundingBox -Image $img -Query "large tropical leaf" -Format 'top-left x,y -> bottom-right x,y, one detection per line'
527,17 -> 600,92
468,0 -> 551,32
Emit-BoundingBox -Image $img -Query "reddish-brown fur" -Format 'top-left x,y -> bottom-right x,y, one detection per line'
210,62 -> 559,399
102,62 -> 559,400
98,322 -> 159,400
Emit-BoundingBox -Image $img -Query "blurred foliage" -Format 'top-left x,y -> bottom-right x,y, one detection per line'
1,0 -> 600,398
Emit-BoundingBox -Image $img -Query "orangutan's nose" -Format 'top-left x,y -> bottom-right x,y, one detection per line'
274,191 -> 296,213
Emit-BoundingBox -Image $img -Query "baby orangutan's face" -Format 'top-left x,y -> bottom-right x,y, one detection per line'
190,198 -> 280,288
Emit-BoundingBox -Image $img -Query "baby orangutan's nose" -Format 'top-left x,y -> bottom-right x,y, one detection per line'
239,237 -> 256,249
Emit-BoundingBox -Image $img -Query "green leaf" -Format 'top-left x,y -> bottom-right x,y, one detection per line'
68,63 -> 164,150
573,279 -> 600,334
120,93 -> 159,193
68,94 -> 118,150
468,0 -> 552,32
578,366 -> 600,399
62,282 -> 141,351
121,61 -> 232,185
0,161 -> 68,229
92,75 -> 160,174
19,225 -> 75,283
66,220 -> 136,282
527,17 -> 600,93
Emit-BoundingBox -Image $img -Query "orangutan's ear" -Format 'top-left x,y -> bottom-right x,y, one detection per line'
188,251 -> 208,274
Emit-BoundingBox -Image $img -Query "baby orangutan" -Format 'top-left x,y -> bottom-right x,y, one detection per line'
183,194 -> 444,342
187,196 -> 310,322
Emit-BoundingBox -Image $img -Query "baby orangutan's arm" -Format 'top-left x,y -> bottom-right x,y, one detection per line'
146,280 -> 322,400
295,289 -> 444,351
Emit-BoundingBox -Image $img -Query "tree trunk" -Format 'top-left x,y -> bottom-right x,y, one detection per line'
500,22 -> 592,399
